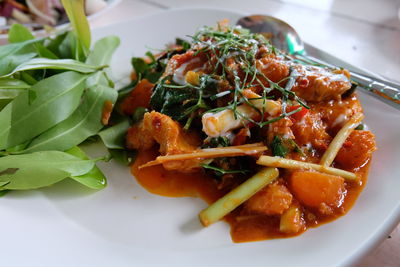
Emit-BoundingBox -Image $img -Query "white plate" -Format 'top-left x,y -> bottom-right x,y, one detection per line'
1,8 -> 399,267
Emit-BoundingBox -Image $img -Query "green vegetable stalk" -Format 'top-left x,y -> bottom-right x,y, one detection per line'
199,167 -> 279,226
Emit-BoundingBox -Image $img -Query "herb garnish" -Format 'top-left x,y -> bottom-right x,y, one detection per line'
149,25 -> 310,132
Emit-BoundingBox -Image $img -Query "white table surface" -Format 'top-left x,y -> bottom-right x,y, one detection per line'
91,0 -> 400,266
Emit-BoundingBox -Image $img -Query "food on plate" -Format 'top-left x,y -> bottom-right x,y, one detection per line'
121,22 -> 376,242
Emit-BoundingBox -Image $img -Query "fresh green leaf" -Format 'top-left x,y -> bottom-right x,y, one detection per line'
0,190 -> 10,197
109,149 -> 137,165
0,89 -> 25,110
0,78 -> 30,89
0,151 -> 96,190
0,104 -> 12,149
20,72 -> 38,85
61,0 -> 91,55
0,71 -> 88,150
6,141 -> 30,153
46,31 -> 72,58
0,38 -> 39,59
86,36 -> 120,66
0,37 -> 43,77
1,58 -> 103,78
85,36 -> 120,87
8,24 -> 34,43
66,146 -> 107,189
0,100 -> 12,111
20,84 -> 117,153
98,119 -> 130,149
35,43 -> 59,59
0,52 -> 37,77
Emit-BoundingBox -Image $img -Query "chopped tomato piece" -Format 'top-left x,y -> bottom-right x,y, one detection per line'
121,79 -> 154,115
287,105 -> 309,121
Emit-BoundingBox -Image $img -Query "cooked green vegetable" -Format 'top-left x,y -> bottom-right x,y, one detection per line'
271,136 -> 289,158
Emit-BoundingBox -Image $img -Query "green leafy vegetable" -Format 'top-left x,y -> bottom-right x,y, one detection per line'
61,0 -> 91,58
98,118 -> 135,165
0,151 -> 97,190
86,36 -> 120,66
150,73 -> 219,129
85,36 -> 120,88
131,55 -> 163,83
0,71 -> 88,150
0,38 -> 39,59
0,1 -> 119,195
108,149 -> 137,165
0,52 -> 37,77
20,84 -> 117,153
1,58 -> 104,78
0,190 -> 10,197
98,119 -> 130,150
66,146 -> 107,189
0,78 -> 30,89
0,78 -> 30,109
8,24 -> 34,43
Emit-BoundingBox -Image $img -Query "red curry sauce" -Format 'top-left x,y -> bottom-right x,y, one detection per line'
132,147 -> 371,243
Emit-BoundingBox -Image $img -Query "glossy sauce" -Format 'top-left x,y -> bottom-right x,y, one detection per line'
132,148 -> 371,243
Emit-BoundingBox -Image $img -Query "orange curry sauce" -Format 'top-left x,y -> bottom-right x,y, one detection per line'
131,148 -> 371,243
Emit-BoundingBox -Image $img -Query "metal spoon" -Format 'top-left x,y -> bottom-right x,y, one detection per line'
237,15 -> 400,110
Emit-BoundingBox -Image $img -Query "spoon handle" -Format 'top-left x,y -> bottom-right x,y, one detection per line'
305,55 -> 400,110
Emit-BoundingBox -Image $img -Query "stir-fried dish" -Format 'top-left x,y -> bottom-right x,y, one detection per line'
120,22 -> 376,242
